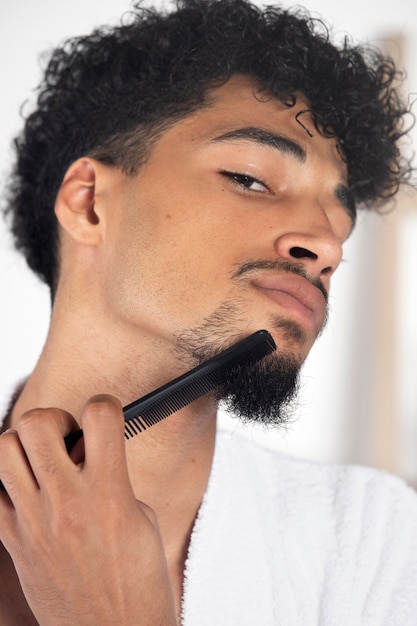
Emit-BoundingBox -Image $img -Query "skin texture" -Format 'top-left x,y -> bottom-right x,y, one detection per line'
0,76 -> 354,625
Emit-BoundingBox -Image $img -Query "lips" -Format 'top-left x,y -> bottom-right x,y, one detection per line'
251,272 -> 327,334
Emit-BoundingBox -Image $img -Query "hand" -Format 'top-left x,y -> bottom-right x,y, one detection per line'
0,395 -> 177,625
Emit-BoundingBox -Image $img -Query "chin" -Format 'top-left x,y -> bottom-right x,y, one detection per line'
216,348 -> 302,427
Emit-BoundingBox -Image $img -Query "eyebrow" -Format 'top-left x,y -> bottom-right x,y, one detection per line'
335,184 -> 357,228
212,125 -> 356,227
212,126 -> 306,162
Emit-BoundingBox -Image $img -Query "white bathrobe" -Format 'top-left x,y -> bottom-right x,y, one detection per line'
181,428 -> 417,625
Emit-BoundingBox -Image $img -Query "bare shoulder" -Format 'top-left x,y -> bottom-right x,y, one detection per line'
0,543 -> 37,626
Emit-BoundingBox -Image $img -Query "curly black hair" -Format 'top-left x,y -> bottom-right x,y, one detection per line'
3,0 -> 414,293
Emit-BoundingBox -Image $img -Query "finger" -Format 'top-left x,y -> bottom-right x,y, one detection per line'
79,395 -> 129,485
0,428 -> 38,502
16,407 -> 81,492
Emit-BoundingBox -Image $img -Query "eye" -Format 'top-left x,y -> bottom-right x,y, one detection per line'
220,171 -> 269,193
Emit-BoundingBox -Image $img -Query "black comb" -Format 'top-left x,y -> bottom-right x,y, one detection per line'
0,330 -> 275,492
64,329 -> 275,447
49,330 -> 275,452
122,329 -> 276,438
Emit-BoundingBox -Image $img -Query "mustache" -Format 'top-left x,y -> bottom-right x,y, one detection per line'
232,259 -> 329,303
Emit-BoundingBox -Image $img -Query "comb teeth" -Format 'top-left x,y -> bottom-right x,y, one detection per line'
124,416 -> 148,437
123,329 -> 276,439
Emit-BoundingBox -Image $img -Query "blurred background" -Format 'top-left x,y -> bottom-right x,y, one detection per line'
1,0 -> 416,483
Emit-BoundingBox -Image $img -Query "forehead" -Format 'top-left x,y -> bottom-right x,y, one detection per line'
205,75 -> 317,134
152,74 -> 348,180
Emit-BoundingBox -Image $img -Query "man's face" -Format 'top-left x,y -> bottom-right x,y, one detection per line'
104,75 -> 354,374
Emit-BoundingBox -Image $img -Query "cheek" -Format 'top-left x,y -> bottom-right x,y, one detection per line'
104,224 -> 232,334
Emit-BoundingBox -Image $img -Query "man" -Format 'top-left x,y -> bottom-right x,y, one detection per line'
0,0 -> 416,624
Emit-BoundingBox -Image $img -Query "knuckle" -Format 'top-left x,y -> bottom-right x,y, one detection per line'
0,429 -> 21,454
83,395 -> 122,419
90,394 -> 122,409
17,408 -> 48,431
17,407 -> 74,439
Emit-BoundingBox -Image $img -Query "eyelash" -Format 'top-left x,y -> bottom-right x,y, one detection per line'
220,170 -> 269,193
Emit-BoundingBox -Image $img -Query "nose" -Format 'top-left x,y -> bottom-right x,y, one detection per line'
274,214 -> 343,282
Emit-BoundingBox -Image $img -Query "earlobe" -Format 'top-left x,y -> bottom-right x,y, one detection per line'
55,158 -> 102,245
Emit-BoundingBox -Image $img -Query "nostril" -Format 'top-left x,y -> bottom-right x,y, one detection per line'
321,266 -> 332,276
290,246 -> 318,260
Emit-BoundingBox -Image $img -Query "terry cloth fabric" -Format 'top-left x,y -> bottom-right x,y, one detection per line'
181,427 -> 417,626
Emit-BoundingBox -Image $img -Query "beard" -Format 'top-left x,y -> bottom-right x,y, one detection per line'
215,349 -> 300,427
173,258 -> 328,427
174,309 -> 303,428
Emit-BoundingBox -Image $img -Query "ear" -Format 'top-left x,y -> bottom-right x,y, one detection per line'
55,158 -> 105,246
